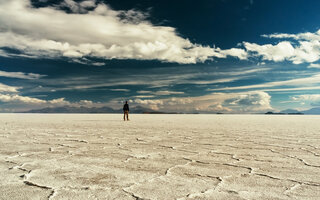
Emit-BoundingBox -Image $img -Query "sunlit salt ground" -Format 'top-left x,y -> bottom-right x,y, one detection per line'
1,114 -> 320,200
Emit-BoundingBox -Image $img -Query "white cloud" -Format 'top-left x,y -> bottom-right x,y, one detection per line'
0,70 -> 46,79
132,91 -> 272,113
262,30 -> 320,41
246,29 -> 320,64
0,93 -> 96,110
191,77 -> 245,85
0,0 -> 246,64
0,95 -> 72,105
136,90 -> 184,96
79,100 -> 93,105
290,94 -> 320,106
207,104 -> 232,112
0,83 -> 19,92
262,33 -> 299,40
208,73 -> 320,91
308,63 -> 320,68
48,97 -> 70,105
2,91 -> 271,113
30,67 -> 269,94
1,1 -> 319,65
134,95 -> 155,98
291,40 -> 320,64
153,90 -> 184,95
291,94 -> 320,102
218,48 -> 248,60
244,41 -> 295,62
0,94 -> 46,104
110,89 -> 130,92
134,99 -> 164,110
214,68 -> 270,76
260,86 -> 320,92
46,98 -> 93,107
134,99 -> 164,105
80,0 -> 96,8
223,91 -> 272,112
137,90 -> 152,94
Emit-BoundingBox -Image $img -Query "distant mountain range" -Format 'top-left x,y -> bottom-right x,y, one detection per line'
280,109 -> 301,114
21,105 -> 177,114
18,106 -> 320,115
266,107 -> 320,115
22,106 -> 117,113
300,107 -> 320,115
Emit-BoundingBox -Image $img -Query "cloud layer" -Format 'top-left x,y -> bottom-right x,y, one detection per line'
0,0 -> 246,64
0,93 -> 97,112
291,94 -> 320,106
132,91 -> 272,113
209,73 -> 320,92
0,70 -> 46,79
1,0 -> 320,66
0,83 -> 19,92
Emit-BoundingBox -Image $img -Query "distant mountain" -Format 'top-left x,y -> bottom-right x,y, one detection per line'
276,107 -> 320,115
302,107 -> 320,115
265,109 -> 303,115
280,109 -> 301,114
129,105 -> 155,113
265,111 -> 285,115
22,106 -> 118,113
21,105 -> 162,114
21,106 -> 320,114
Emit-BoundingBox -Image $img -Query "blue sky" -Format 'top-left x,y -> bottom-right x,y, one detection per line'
1,0 -> 320,113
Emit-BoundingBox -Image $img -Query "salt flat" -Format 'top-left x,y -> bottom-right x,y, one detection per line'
0,114 -> 320,200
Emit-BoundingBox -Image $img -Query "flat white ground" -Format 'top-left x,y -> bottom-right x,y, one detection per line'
0,114 -> 320,200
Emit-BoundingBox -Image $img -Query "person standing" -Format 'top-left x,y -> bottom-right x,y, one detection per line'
123,101 -> 129,121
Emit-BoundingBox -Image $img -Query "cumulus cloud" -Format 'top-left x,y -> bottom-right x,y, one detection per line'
132,91 -> 272,113
0,0 -> 246,64
245,29 -> 320,64
60,0 -> 97,13
1,0 -> 320,66
291,94 -> 320,102
0,94 -> 46,104
0,94 -> 52,105
223,91 -> 272,112
0,93 -> 95,110
79,99 -> 93,105
218,48 -> 248,60
244,41 -> 295,62
0,88 -> 271,113
134,99 -> 164,110
0,70 -> 46,79
46,97 -> 95,107
291,94 -> 320,106
47,97 -> 70,105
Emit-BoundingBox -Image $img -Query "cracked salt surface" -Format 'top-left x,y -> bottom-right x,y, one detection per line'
1,114 -> 320,199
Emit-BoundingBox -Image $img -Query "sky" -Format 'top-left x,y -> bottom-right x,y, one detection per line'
1,0 -> 320,113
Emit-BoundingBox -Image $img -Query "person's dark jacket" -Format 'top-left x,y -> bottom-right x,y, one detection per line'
123,103 -> 129,112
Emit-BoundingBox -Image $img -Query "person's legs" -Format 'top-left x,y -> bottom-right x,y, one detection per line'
124,111 -> 129,121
